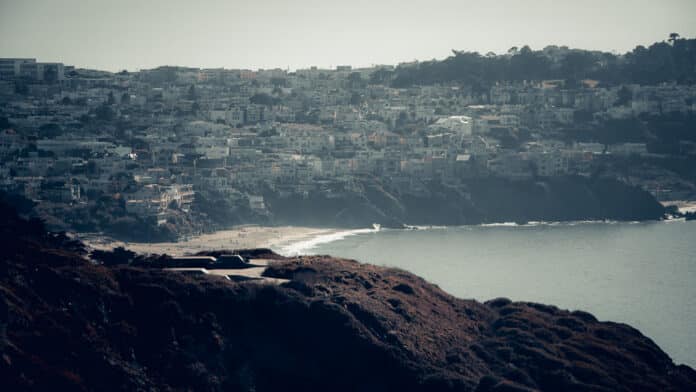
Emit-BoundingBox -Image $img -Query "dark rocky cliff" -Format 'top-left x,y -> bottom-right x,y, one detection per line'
1,204 -> 693,391
265,176 -> 666,228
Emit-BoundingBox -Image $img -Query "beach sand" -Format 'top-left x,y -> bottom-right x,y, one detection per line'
80,226 -> 339,256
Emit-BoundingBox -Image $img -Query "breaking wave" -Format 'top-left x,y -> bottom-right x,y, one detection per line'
280,228 -> 378,256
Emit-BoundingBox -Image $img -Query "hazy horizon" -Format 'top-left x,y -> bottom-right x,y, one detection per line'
2,0 -> 696,72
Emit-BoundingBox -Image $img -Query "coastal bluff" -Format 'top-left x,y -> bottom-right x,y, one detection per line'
265,176 -> 666,229
1,205 -> 694,391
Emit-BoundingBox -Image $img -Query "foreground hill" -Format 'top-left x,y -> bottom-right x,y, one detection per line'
0,204 -> 694,391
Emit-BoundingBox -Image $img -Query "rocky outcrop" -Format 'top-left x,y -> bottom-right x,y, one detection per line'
264,176 -> 666,228
264,258 -> 696,391
0,204 -> 693,391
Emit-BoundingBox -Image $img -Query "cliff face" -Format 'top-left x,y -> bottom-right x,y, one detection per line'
1,206 -> 694,391
264,176 -> 666,228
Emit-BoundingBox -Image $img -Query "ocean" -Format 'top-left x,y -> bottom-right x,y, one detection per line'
280,220 -> 696,368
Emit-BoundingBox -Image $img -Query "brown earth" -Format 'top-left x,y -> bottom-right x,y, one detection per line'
0,202 -> 694,391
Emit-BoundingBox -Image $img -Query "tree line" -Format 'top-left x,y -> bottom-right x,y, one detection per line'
376,34 -> 696,89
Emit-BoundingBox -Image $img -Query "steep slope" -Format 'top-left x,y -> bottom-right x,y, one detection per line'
264,176 -> 666,228
0,205 -> 694,391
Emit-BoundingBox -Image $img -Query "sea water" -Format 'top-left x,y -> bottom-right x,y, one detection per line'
281,220 -> 696,367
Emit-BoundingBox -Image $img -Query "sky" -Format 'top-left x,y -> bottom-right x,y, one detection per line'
1,0 -> 695,72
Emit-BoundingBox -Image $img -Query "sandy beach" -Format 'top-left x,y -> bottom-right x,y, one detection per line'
80,226 -> 339,256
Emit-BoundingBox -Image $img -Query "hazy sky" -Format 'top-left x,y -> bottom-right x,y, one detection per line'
1,0 -> 695,72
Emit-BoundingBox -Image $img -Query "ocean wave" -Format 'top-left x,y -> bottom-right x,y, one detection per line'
404,225 -> 449,230
479,222 -> 519,227
478,220 -> 637,227
664,217 -> 687,223
280,228 -> 377,256
452,219 -> 655,229
280,219 -> 685,255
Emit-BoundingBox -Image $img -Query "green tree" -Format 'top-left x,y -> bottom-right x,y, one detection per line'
0,116 -> 11,129
187,84 -> 198,100
86,160 -> 99,176
270,77 -> 288,87
615,86 -> 632,106
91,246 -> 137,266
560,51 -> 597,82
39,123 -> 63,138
249,93 -> 278,106
669,33 -> 680,45
95,104 -> 115,121
350,92 -> 362,106
348,72 -> 364,88
369,68 -> 392,84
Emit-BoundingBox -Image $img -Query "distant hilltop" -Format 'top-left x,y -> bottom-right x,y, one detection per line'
0,34 -> 692,243
0,58 -> 70,82
2,34 -> 694,88
385,34 -> 696,88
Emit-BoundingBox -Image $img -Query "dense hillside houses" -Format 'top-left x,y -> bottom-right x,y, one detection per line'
1,39 -> 696,237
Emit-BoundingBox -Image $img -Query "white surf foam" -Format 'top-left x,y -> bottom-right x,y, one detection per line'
280,228 -> 377,256
479,222 -> 518,227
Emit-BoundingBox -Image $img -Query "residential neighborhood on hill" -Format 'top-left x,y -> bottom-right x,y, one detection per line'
1,37 -> 695,239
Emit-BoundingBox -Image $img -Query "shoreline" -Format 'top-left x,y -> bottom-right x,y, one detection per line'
80,215 -> 694,257
4,199 -> 695,390
80,226 -> 342,257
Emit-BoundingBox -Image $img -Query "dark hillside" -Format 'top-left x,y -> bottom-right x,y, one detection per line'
0,204 -> 694,391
